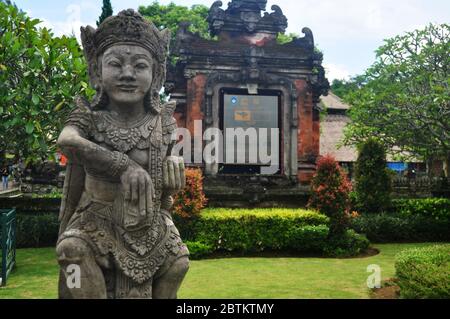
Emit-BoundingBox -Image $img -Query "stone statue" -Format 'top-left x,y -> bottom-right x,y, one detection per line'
56,9 -> 189,299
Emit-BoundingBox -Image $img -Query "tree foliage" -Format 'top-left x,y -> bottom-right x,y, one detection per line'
138,1 -> 211,40
343,24 -> 450,167
139,1 -> 297,45
276,32 -> 299,45
330,75 -> 366,99
0,3 -> 92,163
97,0 -> 113,27
0,0 -> 17,9
354,138 -> 392,214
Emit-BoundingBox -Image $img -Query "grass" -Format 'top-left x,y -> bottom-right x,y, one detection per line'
0,243 -> 447,299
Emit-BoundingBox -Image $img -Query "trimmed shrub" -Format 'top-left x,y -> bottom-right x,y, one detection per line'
351,198 -> 450,242
191,208 -> 330,253
173,168 -> 207,219
392,198 -> 450,220
395,245 -> 450,299
308,155 -> 352,235
354,138 -> 392,214
323,229 -> 370,258
352,213 -> 450,243
185,241 -> 214,260
0,197 -> 61,213
286,225 -> 330,252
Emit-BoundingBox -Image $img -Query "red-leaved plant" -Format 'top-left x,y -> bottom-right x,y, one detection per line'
173,168 -> 207,219
308,155 -> 353,235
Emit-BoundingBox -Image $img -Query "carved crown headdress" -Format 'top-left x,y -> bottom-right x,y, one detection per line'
80,9 -> 171,112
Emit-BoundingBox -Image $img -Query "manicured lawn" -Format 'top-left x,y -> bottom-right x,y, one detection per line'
0,243 -> 447,299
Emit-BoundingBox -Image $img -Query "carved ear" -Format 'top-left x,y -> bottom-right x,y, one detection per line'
161,29 -> 171,49
80,26 -> 96,60
80,26 -> 101,89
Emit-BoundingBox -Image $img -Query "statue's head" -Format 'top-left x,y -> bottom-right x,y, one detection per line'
80,9 -> 170,113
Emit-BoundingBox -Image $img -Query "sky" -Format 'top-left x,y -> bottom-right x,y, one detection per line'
12,0 -> 450,81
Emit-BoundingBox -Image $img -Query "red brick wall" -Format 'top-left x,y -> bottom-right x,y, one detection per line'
174,112 -> 186,130
295,79 -> 319,184
312,109 -> 321,157
186,74 -> 206,135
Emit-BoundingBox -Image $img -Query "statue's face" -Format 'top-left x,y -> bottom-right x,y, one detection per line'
101,44 -> 153,106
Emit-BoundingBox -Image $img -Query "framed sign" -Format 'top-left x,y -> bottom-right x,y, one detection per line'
219,88 -> 282,175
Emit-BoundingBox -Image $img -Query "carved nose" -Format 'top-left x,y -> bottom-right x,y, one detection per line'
120,65 -> 136,81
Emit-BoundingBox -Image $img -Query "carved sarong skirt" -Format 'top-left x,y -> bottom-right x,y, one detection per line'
58,180 -> 189,298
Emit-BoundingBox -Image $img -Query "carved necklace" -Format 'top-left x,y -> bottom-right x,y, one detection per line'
94,111 -> 158,153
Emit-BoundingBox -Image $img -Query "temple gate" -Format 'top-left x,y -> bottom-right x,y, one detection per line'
166,0 -> 329,206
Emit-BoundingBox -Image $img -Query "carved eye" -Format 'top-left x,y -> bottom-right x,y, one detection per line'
136,63 -> 149,70
108,61 -> 121,68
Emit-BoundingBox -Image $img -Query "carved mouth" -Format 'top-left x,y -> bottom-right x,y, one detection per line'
117,85 -> 138,92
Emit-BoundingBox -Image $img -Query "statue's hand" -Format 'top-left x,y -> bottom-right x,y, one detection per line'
163,156 -> 186,195
120,160 -> 154,217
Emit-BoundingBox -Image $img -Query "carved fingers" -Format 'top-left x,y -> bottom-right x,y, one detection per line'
163,156 -> 186,194
121,160 -> 154,217
146,176 -> 154,215
138,175 -> 146,216
179,158 -> 186,189
168,158 -> 176,189
131,175 -> 139,204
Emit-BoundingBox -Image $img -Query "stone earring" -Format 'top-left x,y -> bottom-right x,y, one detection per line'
92,84 -> 109,110
149,90 -> 161,114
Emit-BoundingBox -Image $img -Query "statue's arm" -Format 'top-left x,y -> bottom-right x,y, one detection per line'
58,125 -> 154,215
57,125 -> 130,178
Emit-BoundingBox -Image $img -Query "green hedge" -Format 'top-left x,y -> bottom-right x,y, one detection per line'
351,198 -> 450,242
185,241 -> 214,260
323,230 -> 370,258
190,208 -> 329,253
15,208 -> 330,251
391,198 -> 450,220
351,213 -> 450,243
395,245 -> 450,299
16,213 -> 59,248
8,198 -> 450,249
183,208 -> 369,257
0,197 -> 61,213
13,208 -> 369,258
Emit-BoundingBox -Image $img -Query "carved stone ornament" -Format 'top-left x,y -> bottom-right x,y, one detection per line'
56,10 -> 189,299
208,0 -> 288,36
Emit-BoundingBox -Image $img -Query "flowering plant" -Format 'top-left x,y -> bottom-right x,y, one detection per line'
173,168 -> 207,219
308,155 -> 352,235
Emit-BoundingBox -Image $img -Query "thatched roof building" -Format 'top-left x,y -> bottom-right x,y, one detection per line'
319,93 -> 357,162
319,93 -> 424,166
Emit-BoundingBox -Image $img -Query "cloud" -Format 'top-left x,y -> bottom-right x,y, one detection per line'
323,63 -> 351,82
263,0 -> 446,76
37,2 -> 97,41
271,0 -> 429,41
25,0 -> 449,77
